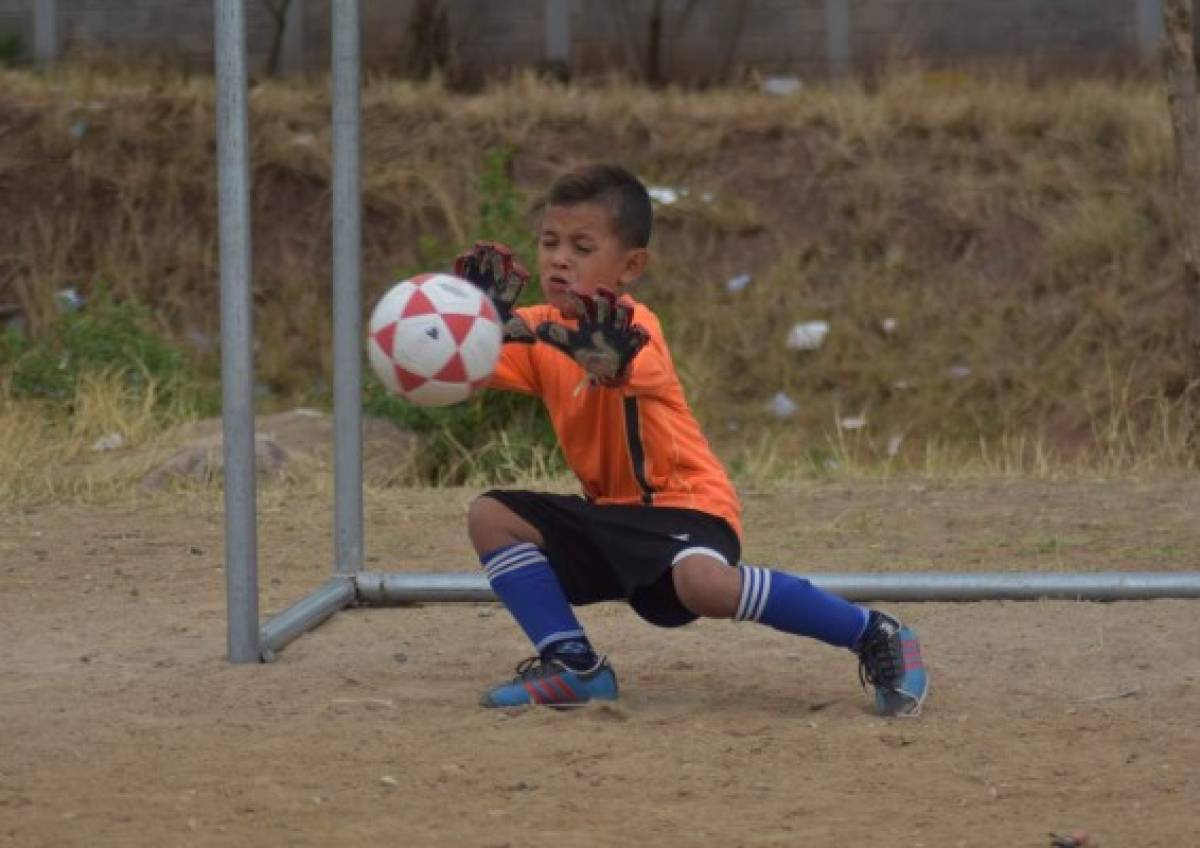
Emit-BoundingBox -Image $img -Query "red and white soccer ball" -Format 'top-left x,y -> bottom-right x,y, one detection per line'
367,273 -> 502,407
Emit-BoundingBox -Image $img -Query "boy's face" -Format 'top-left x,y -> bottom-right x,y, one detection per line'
537,202 -> 647,315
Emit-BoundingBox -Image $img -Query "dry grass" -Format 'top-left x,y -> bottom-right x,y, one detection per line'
1,60 -> 1197,499
0,371 -> 196,503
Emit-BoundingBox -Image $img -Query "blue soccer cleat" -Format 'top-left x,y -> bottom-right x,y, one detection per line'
480,655 -> 619,708
855,611 -> 929,717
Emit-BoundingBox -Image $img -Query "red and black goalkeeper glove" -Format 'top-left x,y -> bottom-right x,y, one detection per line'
452,241 -> 536,343
535,288 -> 651,388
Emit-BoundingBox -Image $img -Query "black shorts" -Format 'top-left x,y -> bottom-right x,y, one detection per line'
482,489 -> 741,629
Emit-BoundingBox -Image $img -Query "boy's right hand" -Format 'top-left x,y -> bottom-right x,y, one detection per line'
535,289 -> 650,388
453,241 -> 536,344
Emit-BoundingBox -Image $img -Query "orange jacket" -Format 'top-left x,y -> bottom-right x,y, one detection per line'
490,300 -> 742,539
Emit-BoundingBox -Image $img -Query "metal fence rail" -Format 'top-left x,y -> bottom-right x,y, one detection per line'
351,570 -> 1200,605
25,1 -> 1179,76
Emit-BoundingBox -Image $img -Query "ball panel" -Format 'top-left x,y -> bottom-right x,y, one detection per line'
370,319 -> 398,359
367,332 -> 401,394
458,317 -> 503,381
441,312 -> 477,345
400,286 -> 439,320
405,379 -> 472,407
422,274 -> 483,315
432,351 -> 469,383
391,313 -> 457,379
368,282 -> 415,336
394,363 -> 430,393
478,294 -> 499,322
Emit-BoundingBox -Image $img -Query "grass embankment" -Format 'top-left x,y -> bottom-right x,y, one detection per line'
0,63 -> 1196,501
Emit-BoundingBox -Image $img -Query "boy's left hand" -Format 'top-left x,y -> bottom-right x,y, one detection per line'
536,289 -> 650,387
453,241 -> 536,343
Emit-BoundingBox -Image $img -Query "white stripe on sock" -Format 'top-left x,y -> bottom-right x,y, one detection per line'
751,568 -> 771,620
735,566 -> 751,620
533,629 -> 587,653
485,555 -> 543,581
735,565 -> 772,622
480,544 -> 537,570
483,542 -> 540,569
736,565 -> 760,621
483,543 -> 543,580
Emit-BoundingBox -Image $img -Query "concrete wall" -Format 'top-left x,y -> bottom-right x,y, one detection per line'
0,1 -> 1169,79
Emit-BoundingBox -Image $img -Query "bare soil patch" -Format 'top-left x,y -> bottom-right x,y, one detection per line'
2,477 -> 1199,846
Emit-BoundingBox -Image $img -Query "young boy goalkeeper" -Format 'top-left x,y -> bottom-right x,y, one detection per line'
454,163 -> 928,717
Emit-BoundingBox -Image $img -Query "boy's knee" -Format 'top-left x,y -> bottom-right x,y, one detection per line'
467,495 -> 543,553
467,495 -> 503,532
671,555 -> 740,619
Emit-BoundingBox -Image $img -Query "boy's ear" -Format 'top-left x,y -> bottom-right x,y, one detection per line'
618,247 -> 649,286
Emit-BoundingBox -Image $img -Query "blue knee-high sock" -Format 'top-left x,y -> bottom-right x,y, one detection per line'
734,565 -> 870,649
481,542 -> 596,666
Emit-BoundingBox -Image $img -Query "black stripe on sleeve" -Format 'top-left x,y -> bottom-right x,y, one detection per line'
623,396 -> 654,505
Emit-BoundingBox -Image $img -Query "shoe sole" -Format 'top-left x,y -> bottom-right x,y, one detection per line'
876,682 -> 928,718
876,626 -> 928,717
481,673 -> 619,709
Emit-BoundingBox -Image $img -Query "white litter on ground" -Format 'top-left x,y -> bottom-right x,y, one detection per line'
725,273 -> 752,293
91,433 -> 126,452
762,75 -> 802,96
786,320 -> 829,351
765,391 -> 799,419
647,186 -> 683,205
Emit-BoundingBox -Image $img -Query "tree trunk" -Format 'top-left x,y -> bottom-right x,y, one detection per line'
261,0 -> 293,78
1163,0 -> 1200,383
717,1 -> 749,83
645,0 -> 664,86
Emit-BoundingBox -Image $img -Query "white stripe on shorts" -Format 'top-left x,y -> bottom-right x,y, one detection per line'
670,546 -> 729,567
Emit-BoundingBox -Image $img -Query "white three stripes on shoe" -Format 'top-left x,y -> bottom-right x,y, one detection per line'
483,542 -> 545,581
735,565 -> 771,622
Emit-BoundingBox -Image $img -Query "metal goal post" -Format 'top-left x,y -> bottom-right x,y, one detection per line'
215,0 -> 1200,664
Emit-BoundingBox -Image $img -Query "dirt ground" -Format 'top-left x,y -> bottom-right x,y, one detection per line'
3,476 -> 1200,847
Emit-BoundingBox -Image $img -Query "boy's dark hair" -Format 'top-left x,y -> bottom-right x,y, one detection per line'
546,164 -> 652,249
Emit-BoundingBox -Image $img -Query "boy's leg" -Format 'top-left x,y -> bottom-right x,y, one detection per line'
672,556 -> 928,716
672,555 -> 867,645
469,495 -> 616,707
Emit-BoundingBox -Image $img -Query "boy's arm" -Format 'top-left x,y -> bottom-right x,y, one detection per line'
453,241 -> 536,344
487,309 -> 544,395
487,322 -> 542,395
618,331 -> 673,395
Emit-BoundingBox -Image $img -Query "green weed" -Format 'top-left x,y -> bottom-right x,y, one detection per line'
0,33 -> 23,68
0,290 -> 217,418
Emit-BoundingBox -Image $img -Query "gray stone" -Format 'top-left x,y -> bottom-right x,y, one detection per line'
140,409 -> 417,490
